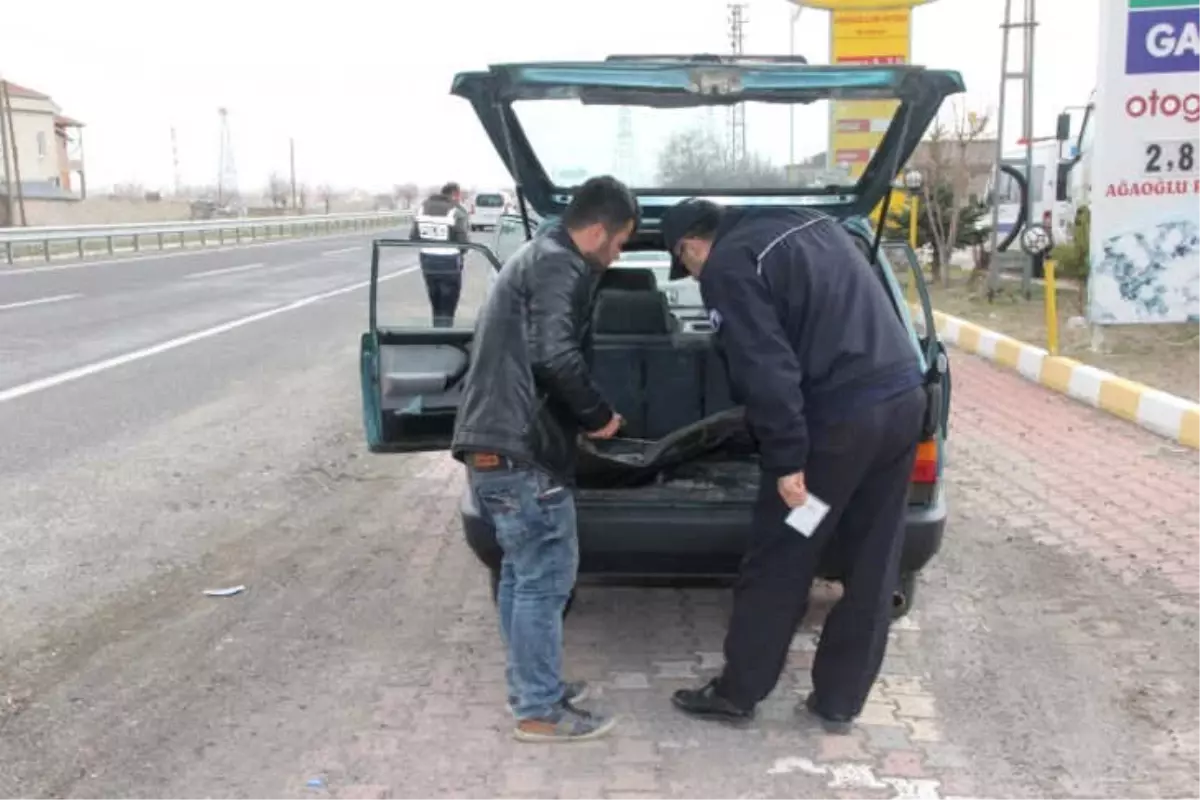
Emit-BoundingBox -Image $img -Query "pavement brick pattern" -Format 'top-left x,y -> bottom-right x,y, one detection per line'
275,348 -> 1197,799
948,350 -> 1199,600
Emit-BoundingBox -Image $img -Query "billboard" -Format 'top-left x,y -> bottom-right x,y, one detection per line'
828,8 -> 912,178
1088,0 -> 1199,325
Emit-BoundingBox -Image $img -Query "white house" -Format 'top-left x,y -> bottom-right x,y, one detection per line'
0,81 -> 86,225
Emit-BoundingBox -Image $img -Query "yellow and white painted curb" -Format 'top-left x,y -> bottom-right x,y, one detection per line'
926,309 -> 1200,450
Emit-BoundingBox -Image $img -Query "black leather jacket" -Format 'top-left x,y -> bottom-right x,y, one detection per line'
451,223 -> 613,482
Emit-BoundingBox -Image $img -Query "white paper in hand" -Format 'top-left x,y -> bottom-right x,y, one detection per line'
785,493 -> 830,538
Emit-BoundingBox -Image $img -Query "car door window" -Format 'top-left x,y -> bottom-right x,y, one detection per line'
374,234 -> 496,331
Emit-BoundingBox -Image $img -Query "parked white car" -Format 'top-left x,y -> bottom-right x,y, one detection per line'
469,192 -> 508,231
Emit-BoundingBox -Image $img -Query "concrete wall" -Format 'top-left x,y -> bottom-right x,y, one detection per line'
19,198 -> 196,227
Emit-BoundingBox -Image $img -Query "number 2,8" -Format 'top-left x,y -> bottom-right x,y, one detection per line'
1146,142 -> 1195,173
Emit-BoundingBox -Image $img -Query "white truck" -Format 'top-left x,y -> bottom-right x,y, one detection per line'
984,90 -> 1096,255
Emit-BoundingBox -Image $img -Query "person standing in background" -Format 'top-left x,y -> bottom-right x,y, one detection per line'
411,182 -> 470,328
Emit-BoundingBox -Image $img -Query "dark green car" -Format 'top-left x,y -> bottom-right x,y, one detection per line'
360,55 -> 960,617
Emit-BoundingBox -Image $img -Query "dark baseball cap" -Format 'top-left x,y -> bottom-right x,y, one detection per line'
660,198 -> 724,280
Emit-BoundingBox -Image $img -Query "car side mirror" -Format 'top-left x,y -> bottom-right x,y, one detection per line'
1055,112 -> 1071,142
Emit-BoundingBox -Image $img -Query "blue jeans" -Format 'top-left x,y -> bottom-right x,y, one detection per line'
467,464 -> 578,720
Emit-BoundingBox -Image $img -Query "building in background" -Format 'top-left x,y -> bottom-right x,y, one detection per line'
0,81 -> 86,225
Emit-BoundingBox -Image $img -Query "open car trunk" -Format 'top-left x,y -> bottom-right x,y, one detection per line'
360,56 -> 960,496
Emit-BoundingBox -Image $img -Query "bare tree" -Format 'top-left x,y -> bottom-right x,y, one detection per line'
657,127 -> 790,189
317,184 -> 335,214
915,104 -> 992,286
393,183 -> 420,209
265,172 -> 291,209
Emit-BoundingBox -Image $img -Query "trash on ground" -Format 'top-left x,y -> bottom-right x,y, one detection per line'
203,585 -> 246,597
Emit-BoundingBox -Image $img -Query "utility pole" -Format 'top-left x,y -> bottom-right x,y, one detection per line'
0,79 -> 13,226
0,81 -> 27,226
614,109 -> 635,184
289,137 -> 297,210
727,3 -> 749,165
170,125 -> 182,197
216,107 -> 238,207
787,2 -> 803,174
986,0 -> 1038,300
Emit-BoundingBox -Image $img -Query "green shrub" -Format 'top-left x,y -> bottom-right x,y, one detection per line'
1051,205 -> 1090,312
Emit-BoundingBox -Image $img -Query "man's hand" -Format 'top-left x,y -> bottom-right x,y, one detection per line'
586,412 -> 624,440
777,471 -> 808,508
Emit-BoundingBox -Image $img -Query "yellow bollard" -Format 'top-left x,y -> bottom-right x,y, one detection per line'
1044,258 -> 1059,355
909,195 -> 920,250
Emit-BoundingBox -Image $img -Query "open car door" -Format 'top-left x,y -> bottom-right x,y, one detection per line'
881,241 -> 951,439
359,239 -> 503,453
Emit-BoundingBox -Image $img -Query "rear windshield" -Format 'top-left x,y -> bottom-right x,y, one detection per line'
514,98 -> 869,190
475,194 -> 505,207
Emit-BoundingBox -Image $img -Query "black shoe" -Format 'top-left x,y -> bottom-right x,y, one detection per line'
803,692 -> 854,735
672,679 -> 754,723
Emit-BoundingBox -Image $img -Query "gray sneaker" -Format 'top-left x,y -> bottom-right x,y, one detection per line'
506,681 -> 589,715
513,700 -> 617,743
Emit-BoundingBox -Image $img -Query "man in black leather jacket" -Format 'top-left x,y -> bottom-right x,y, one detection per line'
450,176 -> 637,743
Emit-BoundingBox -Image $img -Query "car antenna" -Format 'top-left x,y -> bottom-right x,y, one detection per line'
495,101 -> 534,240
868,103 -> 914,266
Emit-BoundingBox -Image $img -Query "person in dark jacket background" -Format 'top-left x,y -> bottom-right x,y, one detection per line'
451,176 -> 638,743
411,182 -> 471,327
661,198 -> 927,733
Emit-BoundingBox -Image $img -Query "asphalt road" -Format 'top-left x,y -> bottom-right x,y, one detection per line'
0,233 -> 1196,799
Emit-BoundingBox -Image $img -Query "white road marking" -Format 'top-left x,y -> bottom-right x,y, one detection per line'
185,262 -> 266,279
322,246 -> 363,256
0,293 -> 82,311
0,229 -> 398,277
0,265 -> 417,405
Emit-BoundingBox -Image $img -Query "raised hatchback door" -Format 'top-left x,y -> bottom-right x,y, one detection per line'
360,238 -> 502,453
450,58 -> 965,223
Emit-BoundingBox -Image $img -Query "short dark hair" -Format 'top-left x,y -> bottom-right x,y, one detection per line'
441,182 -> 460,197
561,175 -> 639,235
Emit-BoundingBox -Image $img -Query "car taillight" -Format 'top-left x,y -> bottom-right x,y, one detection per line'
911,439 -> 938,484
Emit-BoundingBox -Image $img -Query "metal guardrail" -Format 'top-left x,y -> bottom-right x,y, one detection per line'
0,211 -> 412,264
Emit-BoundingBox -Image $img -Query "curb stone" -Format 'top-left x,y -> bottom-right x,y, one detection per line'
919,308 -> 1200,450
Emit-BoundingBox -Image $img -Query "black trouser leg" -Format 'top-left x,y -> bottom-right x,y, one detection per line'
437,271 -> 463,327
811,388 -> 925,718
420,255 -> 463,328
716,479 -> 822,710
717,449 -> 865,710
716,386 -> 925,713
810,441 -> 917,717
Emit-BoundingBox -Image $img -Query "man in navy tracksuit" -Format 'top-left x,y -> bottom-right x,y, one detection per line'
662,199 -> 927,733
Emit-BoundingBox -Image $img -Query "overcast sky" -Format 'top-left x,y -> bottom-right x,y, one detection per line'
0,0 -> 1099,193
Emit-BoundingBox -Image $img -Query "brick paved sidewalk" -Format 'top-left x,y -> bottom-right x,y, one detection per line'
293,352 -> 1198,799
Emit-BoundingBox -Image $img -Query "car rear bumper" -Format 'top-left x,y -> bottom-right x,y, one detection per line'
460,484 -> 947,579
